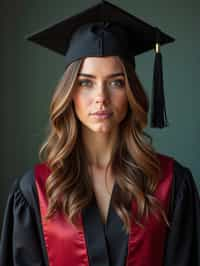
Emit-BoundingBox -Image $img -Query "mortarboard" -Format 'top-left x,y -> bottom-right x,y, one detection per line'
25,0 -> 175,128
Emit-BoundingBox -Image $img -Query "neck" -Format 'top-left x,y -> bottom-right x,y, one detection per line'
81,126 -> 118,169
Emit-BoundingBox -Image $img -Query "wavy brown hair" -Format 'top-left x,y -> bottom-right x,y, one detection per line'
38,56 -> 170,234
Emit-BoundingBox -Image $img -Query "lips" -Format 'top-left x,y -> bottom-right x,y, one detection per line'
92,111 -> 112,115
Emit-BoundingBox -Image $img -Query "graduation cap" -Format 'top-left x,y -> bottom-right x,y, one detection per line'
25,0 -> 175,128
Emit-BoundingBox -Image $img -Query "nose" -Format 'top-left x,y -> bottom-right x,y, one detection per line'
95,82 -> 109,104
95,97 -> 107,104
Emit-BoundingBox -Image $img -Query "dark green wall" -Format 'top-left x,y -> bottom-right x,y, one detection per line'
1,0 -> 200,228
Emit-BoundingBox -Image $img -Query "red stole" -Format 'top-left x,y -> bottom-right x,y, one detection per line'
35,153 -> 174,266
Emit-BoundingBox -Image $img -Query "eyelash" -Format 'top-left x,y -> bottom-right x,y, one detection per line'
78,79 -> 93,87
77,79 -> 125,88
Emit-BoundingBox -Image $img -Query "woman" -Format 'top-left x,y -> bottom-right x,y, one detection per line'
0,1 -> 200,266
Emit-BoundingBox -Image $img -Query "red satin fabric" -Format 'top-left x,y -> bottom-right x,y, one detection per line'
126,153 -> 173,266
35,164 -> 89,266
35,153 -> 174,266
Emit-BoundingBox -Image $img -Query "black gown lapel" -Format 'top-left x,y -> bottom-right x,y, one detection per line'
105,184 -> 129,266
82,182 -> 129,266
82,194 -> 111,266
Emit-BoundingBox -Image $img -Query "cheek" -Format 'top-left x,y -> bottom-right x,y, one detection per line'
113,92 -> 128,113
72,92 -> 91,115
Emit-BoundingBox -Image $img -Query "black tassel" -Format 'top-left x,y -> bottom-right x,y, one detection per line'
150,31 -> 169,128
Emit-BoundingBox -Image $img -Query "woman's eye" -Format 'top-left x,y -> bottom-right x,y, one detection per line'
78,79 -> 93,87
109,79 -> 125,88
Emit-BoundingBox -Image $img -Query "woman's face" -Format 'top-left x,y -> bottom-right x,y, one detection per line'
72,56 -> 128,133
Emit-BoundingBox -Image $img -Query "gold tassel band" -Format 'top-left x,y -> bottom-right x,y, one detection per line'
155,43 -> 160,53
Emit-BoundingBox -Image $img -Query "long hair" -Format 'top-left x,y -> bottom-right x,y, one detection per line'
38,56 -> 170,234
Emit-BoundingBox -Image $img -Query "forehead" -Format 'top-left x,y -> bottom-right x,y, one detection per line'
79,56 -> 124,75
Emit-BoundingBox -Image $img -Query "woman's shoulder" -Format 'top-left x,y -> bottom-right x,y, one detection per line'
157,151 -> 193,175
6,169 -> 34,210
17,167 -> 37,206
17,161 -> 48,189
157,152 -> 199,196
10,163 -> 46,210
15,161 -> 51,206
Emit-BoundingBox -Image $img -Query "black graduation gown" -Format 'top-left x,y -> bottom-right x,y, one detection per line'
0,159 -> 200,266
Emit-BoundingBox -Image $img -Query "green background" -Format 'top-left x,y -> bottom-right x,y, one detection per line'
1,0 -> 200,229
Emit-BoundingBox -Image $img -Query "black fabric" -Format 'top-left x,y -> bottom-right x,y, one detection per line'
25,1 -> 174,63
151,51 -> 168,128
82,195 -> 110,266
0,170 -> 48,266
82,182 -> 129,266
163,163 -> 200,266
0,159 -> 200,266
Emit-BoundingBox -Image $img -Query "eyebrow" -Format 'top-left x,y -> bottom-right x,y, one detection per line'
78,72 -> 125,79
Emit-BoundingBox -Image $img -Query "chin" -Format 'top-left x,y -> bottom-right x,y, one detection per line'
81,120 -> 119,133
89,124 -> 118,133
